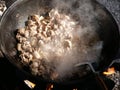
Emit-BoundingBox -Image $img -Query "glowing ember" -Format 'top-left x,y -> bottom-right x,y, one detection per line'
24,80 -> 36,89
46,84 -> 54,90
103,67 -> 115,75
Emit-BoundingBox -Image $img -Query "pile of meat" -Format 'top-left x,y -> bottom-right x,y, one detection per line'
16,9 -> 103,80
16,9 -> 75,80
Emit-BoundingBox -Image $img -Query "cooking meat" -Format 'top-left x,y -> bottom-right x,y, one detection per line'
16,9 -> 103,80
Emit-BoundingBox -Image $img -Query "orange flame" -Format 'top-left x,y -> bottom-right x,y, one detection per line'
24,80 -> 36,89
46,84 -> 54,90
103,67 -> 115,75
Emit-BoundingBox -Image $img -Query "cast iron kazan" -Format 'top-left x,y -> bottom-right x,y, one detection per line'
0,0 -> 119,85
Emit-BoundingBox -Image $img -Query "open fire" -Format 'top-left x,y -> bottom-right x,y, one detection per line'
103,67 -> 115,75
23,59 -> 120,90
24,80 -> 36,89
46,84 -> 54,90
102,59 -> 120,90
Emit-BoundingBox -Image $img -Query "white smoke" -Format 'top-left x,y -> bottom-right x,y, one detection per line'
34,0 -> 104,81
45,0 -> 104,80
21,0 -> 104,81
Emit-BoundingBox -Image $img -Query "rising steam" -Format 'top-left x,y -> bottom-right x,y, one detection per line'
17,0 -> 103,81
46,0 -> 103,80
